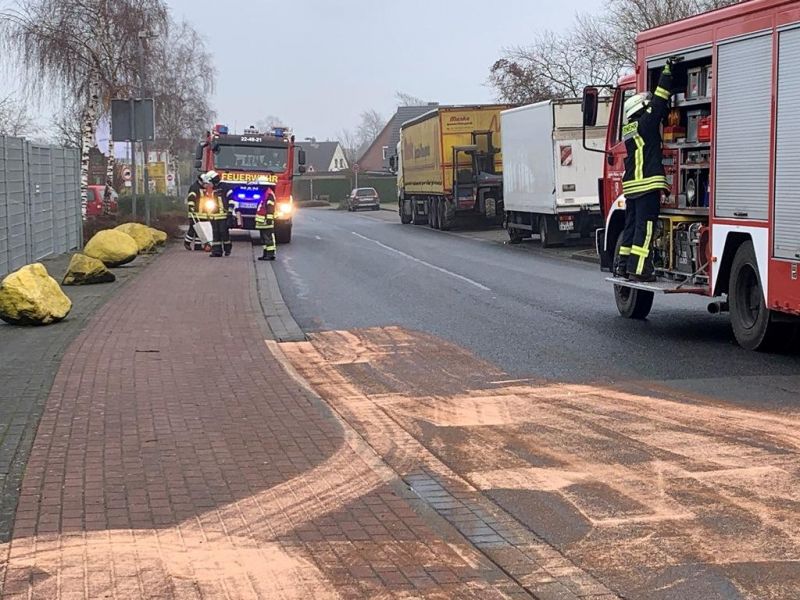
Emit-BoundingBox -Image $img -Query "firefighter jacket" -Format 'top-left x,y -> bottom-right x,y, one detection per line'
186,181 -> 207,220
198,185 -> 233,221
255,189 -> 276,229
622,66 -> 673,199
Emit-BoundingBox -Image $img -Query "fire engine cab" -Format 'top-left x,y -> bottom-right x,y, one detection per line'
583,0 -> 800,351
195,124 -> 306,243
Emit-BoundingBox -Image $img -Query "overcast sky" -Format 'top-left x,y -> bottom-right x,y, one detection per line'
166,0 -> 601,140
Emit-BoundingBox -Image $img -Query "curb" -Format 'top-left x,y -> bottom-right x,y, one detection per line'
252,246 -> 306,343
571,250 -> 601,265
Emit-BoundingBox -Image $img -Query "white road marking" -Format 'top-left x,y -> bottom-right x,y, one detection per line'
315,235 -> 322,240
351,231 -> 491,292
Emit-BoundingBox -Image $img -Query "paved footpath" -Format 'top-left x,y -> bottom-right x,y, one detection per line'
0,246 -> 552,599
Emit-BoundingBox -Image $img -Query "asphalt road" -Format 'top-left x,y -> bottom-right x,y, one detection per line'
274,207 -> 800,408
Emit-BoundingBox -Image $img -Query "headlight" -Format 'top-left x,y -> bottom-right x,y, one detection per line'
202,197 -> 217,213
276,202 -> 293,218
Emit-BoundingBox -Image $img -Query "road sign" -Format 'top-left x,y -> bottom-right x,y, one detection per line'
167,173 -> 174,183
353,163 -> 360,173
122,168 -> 132,181
111,99 -> 156,142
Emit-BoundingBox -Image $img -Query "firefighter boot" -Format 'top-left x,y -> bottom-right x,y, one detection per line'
613,254 -> 629,279
223,242 -> 232,256
184,240 -> 192,251
258,249 -> 275,262
629,257 -> 656,283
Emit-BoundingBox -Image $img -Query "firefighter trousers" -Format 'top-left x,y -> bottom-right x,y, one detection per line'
258,221 -> 276,259
619,191 -> 660,276
210,218 -> 231,256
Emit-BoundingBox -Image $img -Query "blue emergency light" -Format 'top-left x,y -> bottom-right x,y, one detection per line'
272,127 -> 285,138
234,186 -> 263,205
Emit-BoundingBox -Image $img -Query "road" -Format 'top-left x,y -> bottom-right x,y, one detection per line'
273,207 -> 800,600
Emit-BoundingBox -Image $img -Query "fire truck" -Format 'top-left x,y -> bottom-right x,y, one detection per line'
583,0 -> 800,351
195,124 -> 306,243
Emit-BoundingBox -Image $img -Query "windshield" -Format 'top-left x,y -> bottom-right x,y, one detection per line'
214,145 -> 288,172
356,188 -> 377,196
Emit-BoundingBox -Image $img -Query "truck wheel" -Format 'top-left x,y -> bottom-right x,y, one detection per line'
439,199 -> 451,231
615,284 -> 654,320
275,224 -> 292,244
507,223 -> 524,244
729,241 -> 783,351
429,198 -> 438,229
400,198 -> 412,224
412,201 -> 427,226
539,216 -> 564,248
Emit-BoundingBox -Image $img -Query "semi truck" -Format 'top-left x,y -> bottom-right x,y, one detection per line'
195,124 -> 306,243
392,105 -> 512,230
502,98 -> 611,247
582,0 -> 800,350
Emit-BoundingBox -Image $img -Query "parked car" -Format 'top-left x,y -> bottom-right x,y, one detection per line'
86,185 -> 118,217
347,187 -> 380,211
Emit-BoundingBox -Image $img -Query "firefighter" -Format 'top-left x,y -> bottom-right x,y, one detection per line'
184,173 -> 207,250
615,58 -> 675,282
205,170 -> 234,257
255,185 -> 277,261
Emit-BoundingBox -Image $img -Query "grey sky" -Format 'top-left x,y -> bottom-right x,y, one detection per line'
167,0 -> 602,140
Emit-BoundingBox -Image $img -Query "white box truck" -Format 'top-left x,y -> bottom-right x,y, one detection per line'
502,98 -> 611,247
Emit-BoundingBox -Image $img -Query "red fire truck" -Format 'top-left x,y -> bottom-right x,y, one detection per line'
583,0 -> 800,350
195,125 -> 306,243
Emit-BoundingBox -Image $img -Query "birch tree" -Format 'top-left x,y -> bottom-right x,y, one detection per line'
0,0 -> 169,218
0,94 -> 34,136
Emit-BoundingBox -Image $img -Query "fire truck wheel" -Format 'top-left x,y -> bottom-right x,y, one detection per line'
729,240 -> 783,351
614,284 -> 654,320
275,225 -> 292,244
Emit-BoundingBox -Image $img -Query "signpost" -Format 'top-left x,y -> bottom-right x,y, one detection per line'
111,97 -> 156,222
354,162 -> 360,188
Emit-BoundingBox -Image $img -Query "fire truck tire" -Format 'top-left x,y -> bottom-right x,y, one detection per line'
729,241 -> 783,351
275,224 -> 292,244
614,285 -> 654,320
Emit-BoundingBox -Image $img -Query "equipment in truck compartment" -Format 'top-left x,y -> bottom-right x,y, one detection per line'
502,99 -> 610,215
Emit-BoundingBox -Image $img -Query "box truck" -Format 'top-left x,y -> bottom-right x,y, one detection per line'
502,98 -> 611,247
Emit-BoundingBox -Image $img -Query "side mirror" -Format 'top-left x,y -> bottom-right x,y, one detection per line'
298,149 -> 306,166
582,87 -> 599,127
298,165 -> 307,174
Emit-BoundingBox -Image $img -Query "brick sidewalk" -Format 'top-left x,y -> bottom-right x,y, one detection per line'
0,247 -> 531,599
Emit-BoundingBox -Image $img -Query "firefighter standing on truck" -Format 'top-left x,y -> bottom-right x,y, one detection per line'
255,184 -> 277,261
184,173 -> 209,251
615,58 -> 675,282
205,170 -> 234,257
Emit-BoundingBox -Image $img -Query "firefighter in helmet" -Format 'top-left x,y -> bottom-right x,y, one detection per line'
255,182 -> 277,261
184,173 -> 209,250
615,58 -> 675,282
203,170 -> 234,257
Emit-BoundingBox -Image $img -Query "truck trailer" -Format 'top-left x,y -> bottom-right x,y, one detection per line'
582,0 -> 800,350
503,99 -> 611,247
394,105 -> 512,230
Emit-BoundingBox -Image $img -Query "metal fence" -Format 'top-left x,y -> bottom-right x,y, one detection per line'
0,137 -> 81,278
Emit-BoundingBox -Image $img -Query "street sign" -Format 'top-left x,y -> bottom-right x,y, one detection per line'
111,99 -> 156,142
167,173 -> 174,183
122,168 -> 132,181
353,163 -> 360,173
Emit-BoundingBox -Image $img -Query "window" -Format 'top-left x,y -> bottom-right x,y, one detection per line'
382,146 -> 389,160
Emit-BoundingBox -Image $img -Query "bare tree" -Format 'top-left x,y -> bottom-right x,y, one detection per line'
395,91 -> 428,107
336,128 -> 360,166
356,109 -> 385,148
255,115 -> 284,132
0,0 -> 169,217
0,93 -> 34,136
51,102 -> 83,148
149,18 -> 215,195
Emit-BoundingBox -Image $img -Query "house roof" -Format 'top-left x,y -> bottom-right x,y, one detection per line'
300,141 -> 342,172
357,104 -> 438,166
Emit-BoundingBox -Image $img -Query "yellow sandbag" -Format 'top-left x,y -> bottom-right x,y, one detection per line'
62,253 -> 116,286
0,263 -> 72,325
83,229 -> 139,267
150,228 -> 167,246
114,222 -> 157,253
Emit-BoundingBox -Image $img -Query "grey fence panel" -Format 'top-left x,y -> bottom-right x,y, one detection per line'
0,137 -> 81,278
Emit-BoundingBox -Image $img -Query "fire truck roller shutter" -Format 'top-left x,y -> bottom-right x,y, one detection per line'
774,26 -> 800,261
714,32 -> 773,221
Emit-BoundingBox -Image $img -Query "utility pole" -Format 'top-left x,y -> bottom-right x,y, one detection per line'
138,31 -> 151,225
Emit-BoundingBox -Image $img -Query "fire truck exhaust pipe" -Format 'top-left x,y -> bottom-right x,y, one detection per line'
707,301 -> 729,315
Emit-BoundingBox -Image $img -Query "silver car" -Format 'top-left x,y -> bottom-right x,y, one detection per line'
347,187 -> 380,211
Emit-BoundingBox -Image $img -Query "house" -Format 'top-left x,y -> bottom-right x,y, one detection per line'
357,104 -> 438,172
299,140 -> 349,173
